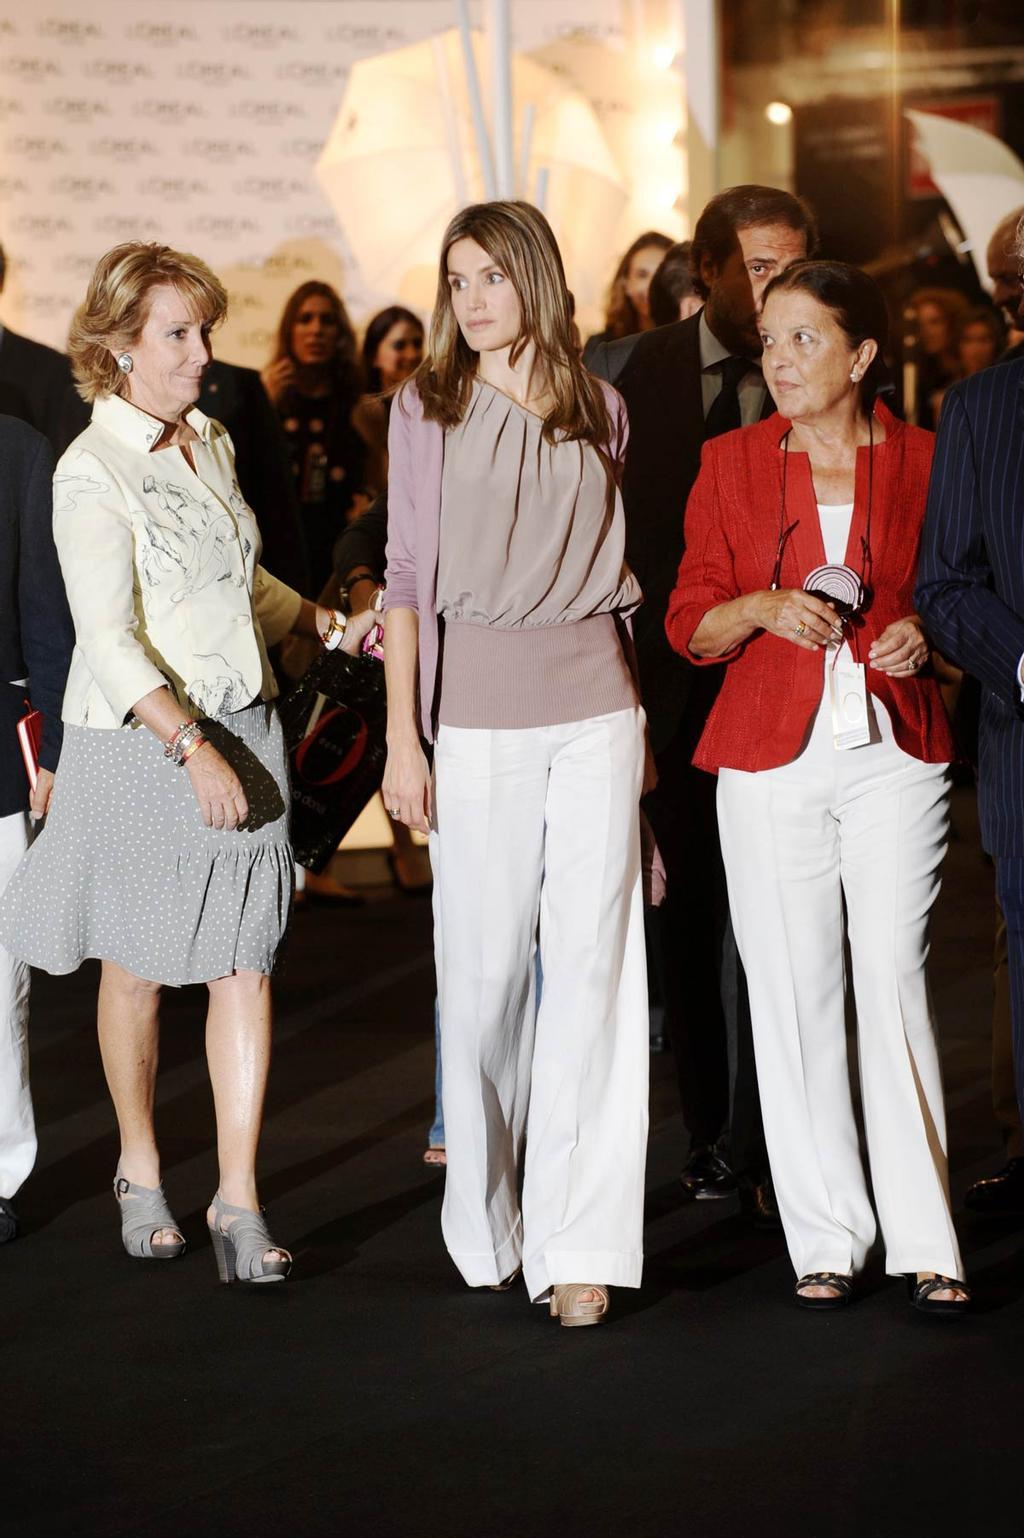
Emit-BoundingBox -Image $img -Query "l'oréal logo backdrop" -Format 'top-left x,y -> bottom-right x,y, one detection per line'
37,17 -> 106,43
0,0 -> 625,367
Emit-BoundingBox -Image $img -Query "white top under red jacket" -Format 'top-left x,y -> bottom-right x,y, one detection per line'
54,392 -> 302,729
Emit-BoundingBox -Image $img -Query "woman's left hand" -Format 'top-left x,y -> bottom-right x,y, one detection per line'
313,603 -> 381,657
868,616 -> 929,677
338,606 -> 381,657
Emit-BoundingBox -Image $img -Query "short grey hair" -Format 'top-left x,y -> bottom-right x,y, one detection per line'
1016,212 -> 1024,269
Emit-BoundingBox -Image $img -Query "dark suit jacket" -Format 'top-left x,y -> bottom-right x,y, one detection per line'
0,326 -> 88,457
915,358 -> 1024,855
590,312 -> 710,753
0,379 -> 29,423
198,360 -> 310,597
582,331 -> 643,384
0,415 -> 75,815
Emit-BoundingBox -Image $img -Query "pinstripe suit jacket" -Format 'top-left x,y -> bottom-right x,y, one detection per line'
915,358 -> 1024,855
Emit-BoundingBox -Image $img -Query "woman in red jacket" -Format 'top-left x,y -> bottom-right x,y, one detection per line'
666,261 -> 968,1314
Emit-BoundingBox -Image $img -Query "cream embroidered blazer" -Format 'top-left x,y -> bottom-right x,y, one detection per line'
54,393 -> 303,729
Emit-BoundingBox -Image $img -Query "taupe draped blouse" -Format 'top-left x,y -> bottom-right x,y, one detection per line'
436,379 -> 641,729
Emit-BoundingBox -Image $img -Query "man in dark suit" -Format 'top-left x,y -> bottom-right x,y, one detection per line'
0,245 -> 89,456
0,414 -> 75,1241
199,359 -> 310,598
916,228 -> 1024,1214
592,186 -> 818,1217
955,207 -> 1024,1216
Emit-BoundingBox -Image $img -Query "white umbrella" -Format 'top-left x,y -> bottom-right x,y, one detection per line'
315,28 -> 626,312
905,109 -> 1024,289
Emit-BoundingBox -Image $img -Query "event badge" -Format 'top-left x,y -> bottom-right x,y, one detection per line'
828,656 -> 870,750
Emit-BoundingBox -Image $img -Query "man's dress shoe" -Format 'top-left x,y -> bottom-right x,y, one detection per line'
679,1146 -> 737,1200
964,1157 -> 1024,1216
739,1176 -> 783,1230
0,1197 -> 19,1244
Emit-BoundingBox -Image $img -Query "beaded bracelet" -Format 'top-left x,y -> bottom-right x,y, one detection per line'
164,720 -> 205,767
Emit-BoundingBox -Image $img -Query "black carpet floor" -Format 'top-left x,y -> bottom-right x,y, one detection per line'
4,787 -> 1022,1538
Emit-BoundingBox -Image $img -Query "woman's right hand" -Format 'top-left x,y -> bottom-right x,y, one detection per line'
747,588 -> 844,651
382,736 -> 431,835
186,742 -> 249,831
260,358 -> 296,406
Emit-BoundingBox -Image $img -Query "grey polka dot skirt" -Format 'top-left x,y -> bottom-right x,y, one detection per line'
0,700 -> 293,986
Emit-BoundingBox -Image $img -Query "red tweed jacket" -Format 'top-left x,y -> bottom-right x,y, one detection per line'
665,402 -> 956,774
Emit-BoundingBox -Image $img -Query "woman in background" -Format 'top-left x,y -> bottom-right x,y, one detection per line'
647,241 -> 702,327
262,281 -> 384,593
584,231 -> 673,355
909,285 -> 970,429
954,305 -> 1006,379
362,306 -> 424,405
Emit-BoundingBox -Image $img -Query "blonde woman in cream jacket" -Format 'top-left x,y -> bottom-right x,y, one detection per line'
0,242 -> 376,1286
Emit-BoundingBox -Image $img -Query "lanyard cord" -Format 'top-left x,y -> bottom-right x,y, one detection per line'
771,413 -> 875,599
860,413 -> 874,600
769,429 -> 799,591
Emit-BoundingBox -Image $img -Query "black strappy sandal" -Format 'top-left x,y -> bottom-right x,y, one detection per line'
908,1274 -> 970,1316
794,1271 -> 854,1311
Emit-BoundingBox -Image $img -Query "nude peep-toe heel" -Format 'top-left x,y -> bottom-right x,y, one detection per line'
114,1168 -> 186,1261
549,1283 -> 610,1328
207,1194 -> 292,1285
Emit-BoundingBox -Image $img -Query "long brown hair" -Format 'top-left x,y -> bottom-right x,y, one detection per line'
602,230 -> 672,339
270,280 -> 362,399
412,200 -> 611,449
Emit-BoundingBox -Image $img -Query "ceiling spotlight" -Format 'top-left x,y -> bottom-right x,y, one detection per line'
766,101 -> 793,126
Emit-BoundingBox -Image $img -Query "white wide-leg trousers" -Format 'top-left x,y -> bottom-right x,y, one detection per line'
718,736 -> 962,1281
0,810 -> 35,1200
431,707 -> 649,1302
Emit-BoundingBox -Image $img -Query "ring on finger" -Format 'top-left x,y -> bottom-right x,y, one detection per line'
389,806 -> 401,817
794,620 -> 807,638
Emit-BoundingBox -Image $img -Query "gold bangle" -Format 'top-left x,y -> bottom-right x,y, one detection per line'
320,609 -> 348,650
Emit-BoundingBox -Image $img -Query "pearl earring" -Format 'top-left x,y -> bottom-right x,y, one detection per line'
116,353 -> 133,374
850,370 -> 860,382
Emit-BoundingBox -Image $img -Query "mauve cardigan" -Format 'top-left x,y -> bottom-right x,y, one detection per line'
382,377 -> 630,742
665,402 -> 956,774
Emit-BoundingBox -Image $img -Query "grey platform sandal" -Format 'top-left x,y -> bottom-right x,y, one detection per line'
207,1194 -> 292,1284
114,1169 -> 186,1260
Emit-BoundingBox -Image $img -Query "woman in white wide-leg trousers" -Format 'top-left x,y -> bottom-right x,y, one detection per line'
717,714 -> 962,1283
431,707 -> 649,1303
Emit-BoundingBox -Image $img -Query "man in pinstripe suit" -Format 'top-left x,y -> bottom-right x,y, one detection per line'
916,214 -> 1024,1197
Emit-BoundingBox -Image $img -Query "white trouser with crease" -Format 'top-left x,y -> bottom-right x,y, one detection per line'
430,706 -> 649,1302
0,810 -> 34,1200
717,701 -> 962,1282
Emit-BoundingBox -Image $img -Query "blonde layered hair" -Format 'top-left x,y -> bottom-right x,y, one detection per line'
68,242 -> 227,402
413,200 -> 611,450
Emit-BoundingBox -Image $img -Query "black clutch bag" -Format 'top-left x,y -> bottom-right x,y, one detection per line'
278,647 -> 387,873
